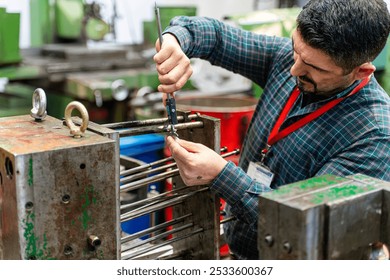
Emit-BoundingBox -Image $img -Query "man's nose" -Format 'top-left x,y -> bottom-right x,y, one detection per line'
290,56 -> 307,77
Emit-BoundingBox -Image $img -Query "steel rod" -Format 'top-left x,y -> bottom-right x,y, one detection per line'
122,223 -> 194,253
220,216 -> 236,224
120,156 -> 174,177
103,114 -> 199,129
119,149 -> 240,193
118,121 -> 204,137
120,169 -> 179,193
120,185 -> 191,211
121,187 -> 209,222
122,228 -> 203,260
120,162 -> 176,184
120,146 -> 228,177
121,214 -> 192,244
120,193 -> 181,215
127,187 -> 208,217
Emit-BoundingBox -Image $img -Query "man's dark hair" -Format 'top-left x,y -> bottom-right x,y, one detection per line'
297,0 -> 390,73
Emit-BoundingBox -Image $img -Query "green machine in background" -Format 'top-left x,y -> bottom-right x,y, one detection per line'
143,6 -> 197,47
16,0 -> 147,123
0,7 -> 22,65
30,0 -> 110,46
55,0 -> 84,40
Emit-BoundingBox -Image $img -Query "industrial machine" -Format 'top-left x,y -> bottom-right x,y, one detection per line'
30,0 -> 111,45
0,7 -> 21,65
1,89 -> 389,260
258,174 -> 390,260
0,88 -> 232,259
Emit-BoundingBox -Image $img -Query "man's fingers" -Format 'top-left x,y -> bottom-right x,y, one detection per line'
166,136 -> 189,159
174,138 -> 203,153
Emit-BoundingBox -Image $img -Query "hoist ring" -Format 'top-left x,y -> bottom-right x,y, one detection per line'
64,101 -> 89,138
30,88 -> 47,120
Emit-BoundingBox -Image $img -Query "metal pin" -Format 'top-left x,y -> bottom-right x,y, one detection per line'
120,169 -> 179,193
118,121 -> 204,137
120,185 -> 191,211
121,187 -> 209,222
122,223 -> 194,252
121,228 -> 203,260
121,214 -> 192,243
120,146 -> 228,177
120,149 -> 240,192
120,156 -> 175,177
102,114 -> 199,129
220,216 -> 236,224
120,162 -> 176,184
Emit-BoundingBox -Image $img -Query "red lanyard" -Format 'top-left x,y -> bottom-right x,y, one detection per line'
261,77 -> 370,159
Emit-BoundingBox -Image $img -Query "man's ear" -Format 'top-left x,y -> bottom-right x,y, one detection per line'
352,63 -> 376,80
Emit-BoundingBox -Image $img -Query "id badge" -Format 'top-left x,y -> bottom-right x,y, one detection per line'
247,161 -> 274,189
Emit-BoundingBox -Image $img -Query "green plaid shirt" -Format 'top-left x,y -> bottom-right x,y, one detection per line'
165,16 -> 390,259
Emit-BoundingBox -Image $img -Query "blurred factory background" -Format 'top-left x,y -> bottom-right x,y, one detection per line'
1,0 -> 389,123
0,0 -> 390,260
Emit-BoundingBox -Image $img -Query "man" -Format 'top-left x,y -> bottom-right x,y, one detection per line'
154,0 -> 390,259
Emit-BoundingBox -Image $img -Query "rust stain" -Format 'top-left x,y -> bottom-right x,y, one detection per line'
0,115 -> 112,154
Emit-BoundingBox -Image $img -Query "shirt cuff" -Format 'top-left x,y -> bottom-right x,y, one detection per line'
210,161 -> 248,205
163,25 -> 191,54
210,161 -> 274,205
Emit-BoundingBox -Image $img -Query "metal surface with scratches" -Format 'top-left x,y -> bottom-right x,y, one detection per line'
0,115 -> 120,259
258,174 -> 390,260
3,106 -> 387,260
0,109 -> 223,260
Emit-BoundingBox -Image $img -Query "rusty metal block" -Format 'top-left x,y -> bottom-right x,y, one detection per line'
0,115 -> 120,259
347,174 -> 390,246
259,175 -> 384,259
324,185 -> 382,259
258,175 -> 349,259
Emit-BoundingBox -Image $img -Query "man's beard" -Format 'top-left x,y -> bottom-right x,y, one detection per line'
296,76 -> 346,97
297,76 -> 317,94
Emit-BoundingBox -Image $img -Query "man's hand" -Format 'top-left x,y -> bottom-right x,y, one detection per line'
166,136 -> 228,186
154,34 -> 193,95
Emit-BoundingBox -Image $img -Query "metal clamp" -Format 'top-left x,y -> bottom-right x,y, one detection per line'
30,88 -> 47,121
64,101 -> 89,138
111,79 -> 128,101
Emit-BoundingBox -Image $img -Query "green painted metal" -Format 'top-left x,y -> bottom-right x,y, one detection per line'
64,69 -> 195,102
85,17 -> 110,41
65,70 -> 157,101
46,89 -> 76,119
261,174 -> 348,201
0,65 -> 44,80
143,6 -> 197,46
0,115 -> 120,259
79,185 -> 98,231
258,174 -> 388,260
288,182 -> 378,208
28,157 -> 33,187
373,38 -> 389,71
0,8 -> 22,65
0,83 -> 35,115
376,37 -> 390,95
55,0 -> 84,39
23,212 -> 52,259
230,8 -> 300,37
30,0 -> 54,47
0,83 -> 74,119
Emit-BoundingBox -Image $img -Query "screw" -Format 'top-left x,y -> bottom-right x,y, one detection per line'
264,234 -> 274,247
283,242 -> 292,253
